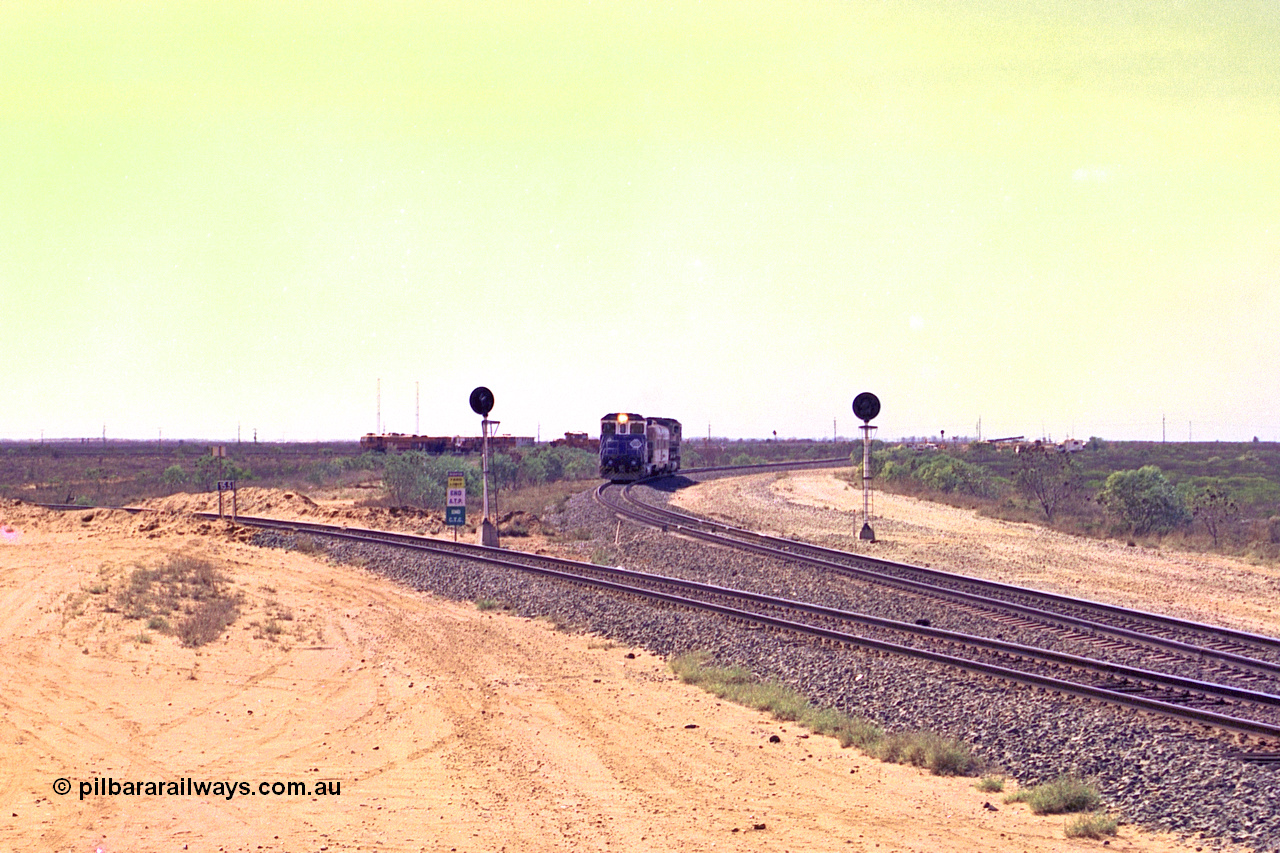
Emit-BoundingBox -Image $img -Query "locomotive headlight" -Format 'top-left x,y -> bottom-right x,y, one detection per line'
617,413 -> 628,424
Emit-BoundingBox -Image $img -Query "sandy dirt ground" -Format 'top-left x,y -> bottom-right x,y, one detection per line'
0,486 -> 1226,853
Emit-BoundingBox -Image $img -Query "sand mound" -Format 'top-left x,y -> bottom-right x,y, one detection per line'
0,488 -> 552,552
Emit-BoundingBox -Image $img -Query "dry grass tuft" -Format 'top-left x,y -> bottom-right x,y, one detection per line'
1005,774 -> 1101,814
1065,812 -> 1118,838
112,554 -> 241,647
669,652 -> 978,776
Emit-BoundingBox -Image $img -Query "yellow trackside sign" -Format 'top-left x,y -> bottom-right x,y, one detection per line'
446,472 -> 466,525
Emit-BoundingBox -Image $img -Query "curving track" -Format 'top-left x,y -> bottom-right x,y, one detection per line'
600,478 -> 1280,676
195,503 -> 1280,748
42,464 -> 1280,754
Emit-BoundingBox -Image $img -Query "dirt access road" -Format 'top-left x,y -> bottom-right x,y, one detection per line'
0,483 -> 1217,853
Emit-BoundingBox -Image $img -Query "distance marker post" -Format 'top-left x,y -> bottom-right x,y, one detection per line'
217,480 -> 237,522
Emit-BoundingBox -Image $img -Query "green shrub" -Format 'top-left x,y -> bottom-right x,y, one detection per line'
915,455 -> 995,498
873,731 -> 977,776
195,455 -> 251,490
1006,775 -> 1101,814
1097,466 -> 1189,534
975,774 -> 1005,792
729,452 -> 768,467
1065,812 -> 1118,838
381,452 -> 483,507
866,446 -> 993,497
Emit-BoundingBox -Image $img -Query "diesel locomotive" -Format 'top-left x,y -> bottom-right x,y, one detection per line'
598,413 -> 682,480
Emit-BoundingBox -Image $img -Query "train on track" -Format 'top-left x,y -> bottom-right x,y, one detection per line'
548,431 -> 600,451
359,433 -> 535,454
598,413 -> 681,480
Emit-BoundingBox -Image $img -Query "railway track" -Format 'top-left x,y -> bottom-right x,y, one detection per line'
36,469 -> 1280,755
197,510 -> 1280,748
601,478 -> 1280,688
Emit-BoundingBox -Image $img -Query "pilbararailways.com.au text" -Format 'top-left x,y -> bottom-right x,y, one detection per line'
70,777 -> 341,800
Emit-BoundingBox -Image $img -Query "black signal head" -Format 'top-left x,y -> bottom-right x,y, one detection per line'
469,386 -> 495,416
852,392 -> 880,423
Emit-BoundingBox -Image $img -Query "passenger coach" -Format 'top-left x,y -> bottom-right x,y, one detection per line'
598,413 -> 682,481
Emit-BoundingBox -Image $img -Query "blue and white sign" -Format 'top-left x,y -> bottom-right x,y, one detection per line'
446,471 -> 466,526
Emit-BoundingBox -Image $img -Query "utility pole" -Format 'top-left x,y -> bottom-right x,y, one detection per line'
415,381 -> 420,435
377,378 -> 381,435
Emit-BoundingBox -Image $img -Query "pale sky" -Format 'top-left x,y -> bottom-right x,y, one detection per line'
3,1 -> 1278,443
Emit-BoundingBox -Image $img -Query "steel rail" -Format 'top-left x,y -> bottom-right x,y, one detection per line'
211,511 -> 1280,742
624,476 -> 1280,652
36,503 -> 154,514
600,480 -> 1280,678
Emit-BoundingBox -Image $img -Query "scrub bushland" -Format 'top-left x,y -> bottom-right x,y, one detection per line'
856,439 -> 1280,560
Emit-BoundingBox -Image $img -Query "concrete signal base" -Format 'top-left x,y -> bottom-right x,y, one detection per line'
479,519 -> 500,547
859,522 -> 875,542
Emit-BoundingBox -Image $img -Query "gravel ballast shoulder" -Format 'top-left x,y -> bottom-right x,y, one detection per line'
255,480 -> 1279,852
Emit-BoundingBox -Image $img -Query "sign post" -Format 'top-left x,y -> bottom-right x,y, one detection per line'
217,480 -> 237,522
446,471 -> 466,542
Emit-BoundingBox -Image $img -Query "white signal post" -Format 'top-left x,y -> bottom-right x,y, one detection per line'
480,417 -> 500,546
469,386 -> 499,548
859,423 -> 876,541
851,392 -> 881,542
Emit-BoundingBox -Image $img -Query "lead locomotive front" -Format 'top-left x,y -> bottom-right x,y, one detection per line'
598,413 -> 682,481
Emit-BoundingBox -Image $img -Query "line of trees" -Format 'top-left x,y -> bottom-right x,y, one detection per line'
379,446 -> 598,507
865,443 -> 1265,550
